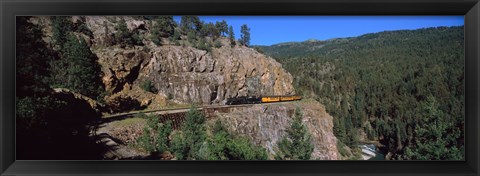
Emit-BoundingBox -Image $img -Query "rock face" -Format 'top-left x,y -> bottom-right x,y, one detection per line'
95,46 -> 149,94
215,100 -> 338,160
30,16 -> 295,105
53,88 -> 104,114
81,16 -> 294,105
141,45 -> 295,105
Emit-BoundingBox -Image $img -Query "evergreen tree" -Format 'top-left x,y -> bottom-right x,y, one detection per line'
228,25 -> 235,47
114,17 -> 132,47
333,116 -> 347,143
215,20 -> 228,36
180,16 -> 201,35
171,106 -> 207,160
52,16 -> 72,50
137,114 -> 173,153
16,16 -> 56,137
169,29 -> 181,45
16,17 -> 53,98
239,24 -> 251,47
404,96 -> 463,160
201,22 -> 220,39
275,107 -> 314,160
62,34 -> 104,99
151,16 -> 177,45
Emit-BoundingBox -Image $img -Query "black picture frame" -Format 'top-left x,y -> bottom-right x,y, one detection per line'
1,0 -> 479,175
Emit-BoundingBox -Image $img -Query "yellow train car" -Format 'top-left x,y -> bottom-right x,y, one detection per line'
261,95 -> 302,103
280,96 -> 295,101
261,96 -> 281,103
292,95 -> 302,100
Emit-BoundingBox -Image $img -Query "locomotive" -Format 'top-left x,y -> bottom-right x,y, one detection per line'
225,95 -> 302,105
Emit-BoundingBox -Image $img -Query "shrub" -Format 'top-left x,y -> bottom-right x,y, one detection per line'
136,114 -> 173,153
169,29 -> 181,45
171,106 -> 206,160
138,126 -> 155,152
187,31 -> 196,44
197,120 -> 268,160
196,38 -> 211,52
132,32 -> 144,46
140,80 -> 158,94
214,40 -> 222,48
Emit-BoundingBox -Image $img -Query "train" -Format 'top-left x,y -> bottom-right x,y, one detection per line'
225,95 -> 302,105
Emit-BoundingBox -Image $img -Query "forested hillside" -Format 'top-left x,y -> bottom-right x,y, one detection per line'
258,26 -> 464,160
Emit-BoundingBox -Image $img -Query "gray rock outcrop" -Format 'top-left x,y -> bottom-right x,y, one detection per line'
215,100 -> 338,160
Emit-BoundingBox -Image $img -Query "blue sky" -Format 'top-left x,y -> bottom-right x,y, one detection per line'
173,16 -> 464,46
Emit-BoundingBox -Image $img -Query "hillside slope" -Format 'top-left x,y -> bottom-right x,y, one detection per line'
259,26 -> 465,160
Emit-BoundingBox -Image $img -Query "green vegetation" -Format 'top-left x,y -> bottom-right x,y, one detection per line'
61,34 -> 104,99
404,96 -> 463,160
136,113 -> 173,153
180,16 -> 202,35
215,20 -> 229,36
140,80 -> 158,94
260,26 -> 465,160
113,17 -> 143,47
201,22 -> 220,40
151,16 -> 177,45
171,106 -> 208,159
198,120 -> 268,160
275,107 -> 314,160
16,16 -> 104,159
169,29 -> 181,45
133,107 -> 268,160
228,25 -> 235,47
239,24 -> 250,47
52,16 -> 72,50
214,39 -> 222,48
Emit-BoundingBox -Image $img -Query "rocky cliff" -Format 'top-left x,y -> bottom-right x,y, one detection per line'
29,16 -> 294,106
214,100 -> 338,160
80,16 -> 295,106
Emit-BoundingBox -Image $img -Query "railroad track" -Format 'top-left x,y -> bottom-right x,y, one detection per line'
99,101 -> 296,127
102,103 -> 253,119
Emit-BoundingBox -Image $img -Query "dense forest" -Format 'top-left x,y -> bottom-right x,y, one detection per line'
258,26 -> 465,160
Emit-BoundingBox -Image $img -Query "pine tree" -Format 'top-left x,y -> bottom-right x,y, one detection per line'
171,106 -> 207,159
239,24 -> 251,47
62,34 -> 104,99
404,96 -> 463,160
16,17 -> 53,98
215,20 -> 228,36
52,16 -> 72,50
275,107 -> 314,160
180,16 -> 201,35
228,25 -> 235,47
114,17 -> 132,47
201,22 -> 219,39
151,16 -> 177,45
